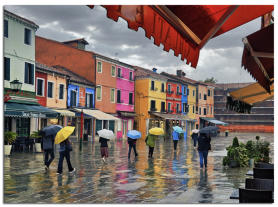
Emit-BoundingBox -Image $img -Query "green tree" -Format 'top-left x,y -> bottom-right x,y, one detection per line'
204,77 -> 217,83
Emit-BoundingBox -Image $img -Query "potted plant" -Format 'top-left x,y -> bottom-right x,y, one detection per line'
4,131 -> 17,155
30,131 -> 42,152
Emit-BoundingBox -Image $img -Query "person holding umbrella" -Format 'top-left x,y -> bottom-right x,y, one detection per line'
172,126 -> 183,151
146,127 -> 164,158
40,125 -> 62,170
191,129 -> 199,149
197,132 -> 211,169
97,129 -> 114,162
55,126 -> 76,175
127,130 -> 141,159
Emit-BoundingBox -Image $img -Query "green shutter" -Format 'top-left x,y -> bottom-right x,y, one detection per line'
4,57 -> 10,81
24,62 -> 28,83
30,64 -> 34,85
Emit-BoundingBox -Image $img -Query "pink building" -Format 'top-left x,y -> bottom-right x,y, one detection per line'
116,63 -> 135,139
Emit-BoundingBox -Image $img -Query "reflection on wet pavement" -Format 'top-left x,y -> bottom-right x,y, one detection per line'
4,133 -> 273,204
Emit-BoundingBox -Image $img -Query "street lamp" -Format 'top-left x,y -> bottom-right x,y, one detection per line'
10,79 -> 22,91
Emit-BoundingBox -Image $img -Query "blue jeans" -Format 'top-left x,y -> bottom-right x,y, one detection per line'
57,150 -> 73,173
128,144 -> 138,158
198,151 -> 208,168
193,138 -> 197,147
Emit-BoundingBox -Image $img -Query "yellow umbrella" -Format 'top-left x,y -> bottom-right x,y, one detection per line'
149,127 -> 164,135
55,126 -> 75,144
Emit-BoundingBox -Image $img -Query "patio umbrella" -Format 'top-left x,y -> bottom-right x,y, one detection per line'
199,126 -> 219,137
42,125 -> 62,137
55,126 -> 75,144
97,129 -> 114,140
127,130 -> 142,139
149,127 -> 164,136
173,126 -> 184,134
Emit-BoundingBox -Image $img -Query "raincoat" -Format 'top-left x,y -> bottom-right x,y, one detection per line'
146,134 -> 156,147
172,131 -> 179,140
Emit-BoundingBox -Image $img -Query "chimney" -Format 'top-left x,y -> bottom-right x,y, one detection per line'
63,38 -> 89,50
177,70 -> 186,77
152,68 -> 157,73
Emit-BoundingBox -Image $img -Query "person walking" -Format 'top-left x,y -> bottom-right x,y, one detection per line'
197,133 -> 211,169
191,131 -> 199,149
145,134 -> 157,158
57,139 -> 75,175
172,130 -> 179,151
99,136 -> 109,162
40,131 -> 55,170
128,136 -> 138,159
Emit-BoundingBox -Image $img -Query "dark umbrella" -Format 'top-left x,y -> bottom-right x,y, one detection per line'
199,126 -> 219,137
42,125 -> 63,137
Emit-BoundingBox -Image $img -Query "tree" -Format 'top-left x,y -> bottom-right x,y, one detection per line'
204,77 -> 217,83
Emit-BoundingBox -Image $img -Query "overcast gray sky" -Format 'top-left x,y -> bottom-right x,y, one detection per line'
5,5 -> 261,83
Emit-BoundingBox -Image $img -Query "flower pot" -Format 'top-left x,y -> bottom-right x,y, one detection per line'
35,143 -> 42,152
4,145 -> 12,156
229,160 -> 239,168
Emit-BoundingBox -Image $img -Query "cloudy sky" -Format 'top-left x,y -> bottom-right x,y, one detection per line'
5,5 -> 263,83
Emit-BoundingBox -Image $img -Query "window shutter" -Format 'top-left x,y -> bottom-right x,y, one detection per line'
24,62 -> 28,83
4,57 -> 10,81
30,64 -> 34,84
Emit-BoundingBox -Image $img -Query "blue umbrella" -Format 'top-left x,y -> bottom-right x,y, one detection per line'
127,130 -> 142,139
42,125 -> 63,137
173,126 -> 184,133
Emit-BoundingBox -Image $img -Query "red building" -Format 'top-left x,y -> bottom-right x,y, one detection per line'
35,70 -> 47,106
166,79 -> 183,114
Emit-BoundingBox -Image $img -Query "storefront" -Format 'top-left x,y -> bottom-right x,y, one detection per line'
116,112 -> 136,139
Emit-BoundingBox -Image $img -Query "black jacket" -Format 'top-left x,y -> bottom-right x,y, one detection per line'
197,134 -> 211,151
99,137 -> 109,147
191,133 -> 198,140
127,137 -> 136,145
41,135 -> 55,150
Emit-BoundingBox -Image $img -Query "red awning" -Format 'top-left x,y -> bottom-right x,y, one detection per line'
241,23 -> 274,93
88,5 -> 273,68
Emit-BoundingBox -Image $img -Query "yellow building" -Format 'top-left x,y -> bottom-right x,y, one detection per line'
186,82 -> 198,132
134,67 -> 167,139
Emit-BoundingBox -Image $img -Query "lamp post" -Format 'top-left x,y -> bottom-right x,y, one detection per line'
10,79 -> 23,91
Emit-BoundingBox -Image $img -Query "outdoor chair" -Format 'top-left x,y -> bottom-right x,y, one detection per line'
255,162 -> 274,169
253,168 -> 274,179
14,137 -> 27,152
245,178 -> 274,191
25,137 -> 35,152
239,188 -> 273,203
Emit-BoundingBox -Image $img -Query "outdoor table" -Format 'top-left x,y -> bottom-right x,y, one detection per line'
230,189 -> 239,199
246,170 -> 253,176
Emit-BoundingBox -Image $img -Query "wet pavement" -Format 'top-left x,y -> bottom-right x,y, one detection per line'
4,132 -> 273,204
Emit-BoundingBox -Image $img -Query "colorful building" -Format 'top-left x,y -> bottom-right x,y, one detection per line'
4,10 -> 58,138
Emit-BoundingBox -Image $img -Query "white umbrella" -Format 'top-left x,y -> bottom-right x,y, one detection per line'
191,129 -> 199,134
97,129 -> 114,140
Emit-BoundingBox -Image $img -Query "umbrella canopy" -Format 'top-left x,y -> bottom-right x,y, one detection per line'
149,127 -> 164,136
42,125 -> 62,137
55,126 -> 75,144
199,126 -> 219,137
191,129 -> 199,134
173,126 -> 184,133
127,130 -> 142,139
88,5 -> 273,68
97,129 -> 114,140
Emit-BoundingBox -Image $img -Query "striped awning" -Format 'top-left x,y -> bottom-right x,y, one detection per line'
53,109 -> 75,117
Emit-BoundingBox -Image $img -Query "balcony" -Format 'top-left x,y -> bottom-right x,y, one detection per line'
150,108 -> 157,112
167,90 -> 174,94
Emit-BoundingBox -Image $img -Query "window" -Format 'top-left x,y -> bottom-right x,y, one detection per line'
177,86 -> 180,94
204,94 -> 207,100
86,93 -> 93,108
59,84 -> 64,99
24,28 -> 31,45
183,103 -> 187,113
70,90 -> 77,107
16,118 -> 30,137
196,106 -> 198,114
168,103 -> 171,112
161,83 -> 165,92
129,71 -> 133,81
193,105 -> 195,113
96,85 -> 102,101
199,93 -> 202,99
97,62 -> 102,73
4,20 -> 8,38
208,89 -> 211,96
117,68 -> 122,78
199,107 -> 202,115
150,100 -> 156,111
151,81 -> 155,90
193,90 -> 195,96
207,106 -> 209,114
204,108 -> 207,115
110,88 -> 115,103
4,57 -> 10,81
211,107 -> 213,114
176,103 -> 180,112
24,62 -> 34,84
187,88 -> 189,96
129,93 -> 133,105
128,119 -> 132,131
117,90 -> 121,103
47,82 -> 54,98
111,66 -> 116,77
36,79 -> 44,96
161,102 -> 165,112
168,84 -> 171,92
